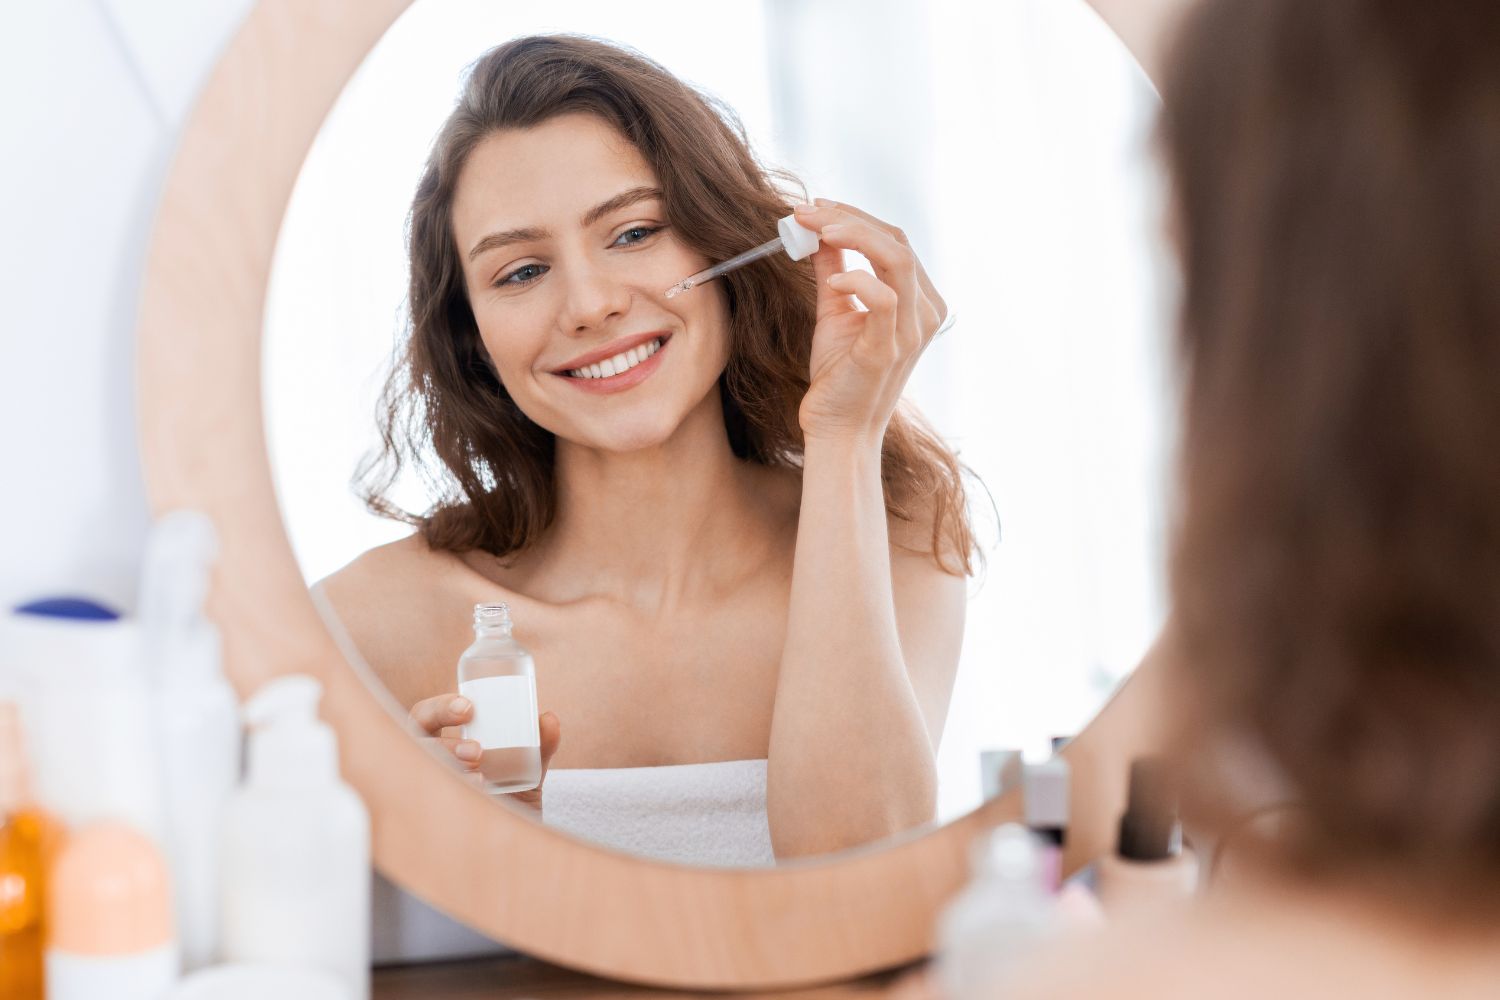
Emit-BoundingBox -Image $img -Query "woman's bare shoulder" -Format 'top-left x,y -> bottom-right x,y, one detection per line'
313,533 -> 472,705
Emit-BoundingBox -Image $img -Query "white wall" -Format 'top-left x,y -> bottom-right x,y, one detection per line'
0,0 -> 253,613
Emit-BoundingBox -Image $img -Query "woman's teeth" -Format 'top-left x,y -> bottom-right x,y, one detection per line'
568,337 -> 664,379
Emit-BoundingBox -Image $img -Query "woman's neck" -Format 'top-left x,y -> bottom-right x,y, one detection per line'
517,389 -> 796,611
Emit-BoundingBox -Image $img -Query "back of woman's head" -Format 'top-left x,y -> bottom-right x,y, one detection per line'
361,34 -> 974,572
1161,0 -> 1500,902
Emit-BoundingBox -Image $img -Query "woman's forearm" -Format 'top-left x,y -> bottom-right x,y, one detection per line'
767,435 -> 938,858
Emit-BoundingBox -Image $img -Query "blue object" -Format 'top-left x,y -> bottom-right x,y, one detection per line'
14,597 -> 121,621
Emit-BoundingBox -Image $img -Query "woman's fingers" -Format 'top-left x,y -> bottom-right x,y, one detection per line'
797,199 -> 946,336
796,205 -> 920,344
409,694 -> 472,736
827,270 -> 901,360
424,735 -> 482,771
538,711 -> 562,772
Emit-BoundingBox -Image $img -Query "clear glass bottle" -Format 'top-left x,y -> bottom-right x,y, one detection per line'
456,603 -> 542,794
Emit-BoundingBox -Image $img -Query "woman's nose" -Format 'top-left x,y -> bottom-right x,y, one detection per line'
559,259 -> 633,334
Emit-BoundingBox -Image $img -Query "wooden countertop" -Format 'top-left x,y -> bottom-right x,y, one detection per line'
372,955 -> 932,1000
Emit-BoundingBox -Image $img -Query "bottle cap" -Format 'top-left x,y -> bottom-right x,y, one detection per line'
245,675 -> 338,788
778,214 -> 821,261
1117,757 -> 1179,862
49,821 -> 175,955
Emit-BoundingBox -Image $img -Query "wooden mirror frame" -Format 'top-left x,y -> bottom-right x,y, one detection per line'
136,0 -> 1177,987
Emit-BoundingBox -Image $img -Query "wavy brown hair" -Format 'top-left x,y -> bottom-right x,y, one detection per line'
1163,0 -> 1500,905
358,34 -> 975,574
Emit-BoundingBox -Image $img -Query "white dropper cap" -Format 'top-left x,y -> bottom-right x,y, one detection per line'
777,214 -> 821,261
138,509 -> 222,686
244,675 -> 338,789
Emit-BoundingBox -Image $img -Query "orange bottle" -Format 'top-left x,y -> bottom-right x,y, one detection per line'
0,700 -> 65,1000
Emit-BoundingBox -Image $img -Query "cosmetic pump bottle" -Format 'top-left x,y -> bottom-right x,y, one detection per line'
0,701 -> 63,1000
936,823 -> 1058,1000
456,603 -> 541,794
1023,756 -> 1070,891
46,821 -> 179,1000
220,675 -> 370,999
140,510 -> 241,970
1096,757 -> 1198,915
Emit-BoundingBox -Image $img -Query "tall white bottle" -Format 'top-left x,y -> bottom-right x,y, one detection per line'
936,823 -> 1058,1000
140,509 -> 241,970
221,675 -> 370,999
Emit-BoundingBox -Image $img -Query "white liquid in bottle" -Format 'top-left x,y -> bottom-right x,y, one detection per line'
456,603 -> 542,794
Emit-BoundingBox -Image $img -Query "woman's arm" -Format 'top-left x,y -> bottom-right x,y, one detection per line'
766,200 -> 961,858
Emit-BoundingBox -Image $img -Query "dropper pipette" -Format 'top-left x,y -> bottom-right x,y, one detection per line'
665,213 -> 821,299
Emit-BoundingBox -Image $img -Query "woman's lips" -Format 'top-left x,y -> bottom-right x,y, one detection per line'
554,335 -> 670,395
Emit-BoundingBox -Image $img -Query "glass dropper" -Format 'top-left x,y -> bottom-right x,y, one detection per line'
665,214 -> 821,299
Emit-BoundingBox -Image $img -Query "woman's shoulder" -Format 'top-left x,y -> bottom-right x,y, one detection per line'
317,532 -> 455,602
313,533 -> 480,705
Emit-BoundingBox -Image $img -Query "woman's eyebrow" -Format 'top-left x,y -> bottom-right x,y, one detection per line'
467,186 -> 663,262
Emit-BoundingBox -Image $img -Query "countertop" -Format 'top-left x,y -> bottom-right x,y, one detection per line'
372,954 -> 930,1000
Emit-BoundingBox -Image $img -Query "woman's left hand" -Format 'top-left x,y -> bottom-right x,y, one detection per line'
792,198 -> 949,446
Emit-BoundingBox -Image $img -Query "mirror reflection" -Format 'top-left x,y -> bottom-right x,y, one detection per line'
266,0 -> 1167,867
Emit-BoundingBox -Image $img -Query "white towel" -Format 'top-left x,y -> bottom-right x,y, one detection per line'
540,759 -> 775,867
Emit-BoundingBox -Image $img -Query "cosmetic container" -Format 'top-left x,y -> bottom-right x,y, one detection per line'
1096,757 -> 1198,915
1023,756 -> 1070,891
936,823 -> 1058,1000
221,675 -> 370,998
45,821 -> 179,1000
457,603 -> 542,794
0,701 -> 63,1000
2,602 -> 166,842
141,511 -> 241,970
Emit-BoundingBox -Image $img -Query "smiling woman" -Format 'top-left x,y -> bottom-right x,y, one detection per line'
314,34 -> 977,865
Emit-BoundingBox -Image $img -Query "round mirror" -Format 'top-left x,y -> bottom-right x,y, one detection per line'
141,0 -> 1171,985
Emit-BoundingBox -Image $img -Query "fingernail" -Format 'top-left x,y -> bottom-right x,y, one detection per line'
449,697 -> 470,715
456,741 -> 482,762
823,224 -> 845,237
794,202 -> 816,213
814,197 -> 836,207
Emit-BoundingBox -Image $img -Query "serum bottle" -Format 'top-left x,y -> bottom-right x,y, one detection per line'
457,603 -> 542,794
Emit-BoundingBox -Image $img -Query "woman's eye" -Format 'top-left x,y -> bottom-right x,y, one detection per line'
497,263 -> 546,287
613,225 -> 663,247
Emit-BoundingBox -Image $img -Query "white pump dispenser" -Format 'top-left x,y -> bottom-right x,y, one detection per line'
141,509 -> 240,970
221,675 -> 370,999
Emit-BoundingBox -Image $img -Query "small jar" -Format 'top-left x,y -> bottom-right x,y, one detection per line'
456,604 -> 542,794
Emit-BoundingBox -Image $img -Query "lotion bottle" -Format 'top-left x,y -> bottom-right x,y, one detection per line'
936,823 -> 1058,1000
220,675 -> 370,998
140,510 -> 241,970
45,821 -> 178,1000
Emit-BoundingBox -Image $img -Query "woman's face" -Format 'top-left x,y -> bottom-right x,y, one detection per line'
451,112 -> 730,454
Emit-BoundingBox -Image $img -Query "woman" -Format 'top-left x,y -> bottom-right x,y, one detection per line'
1005,0 -> 1500,993
318,34 -> 976,865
